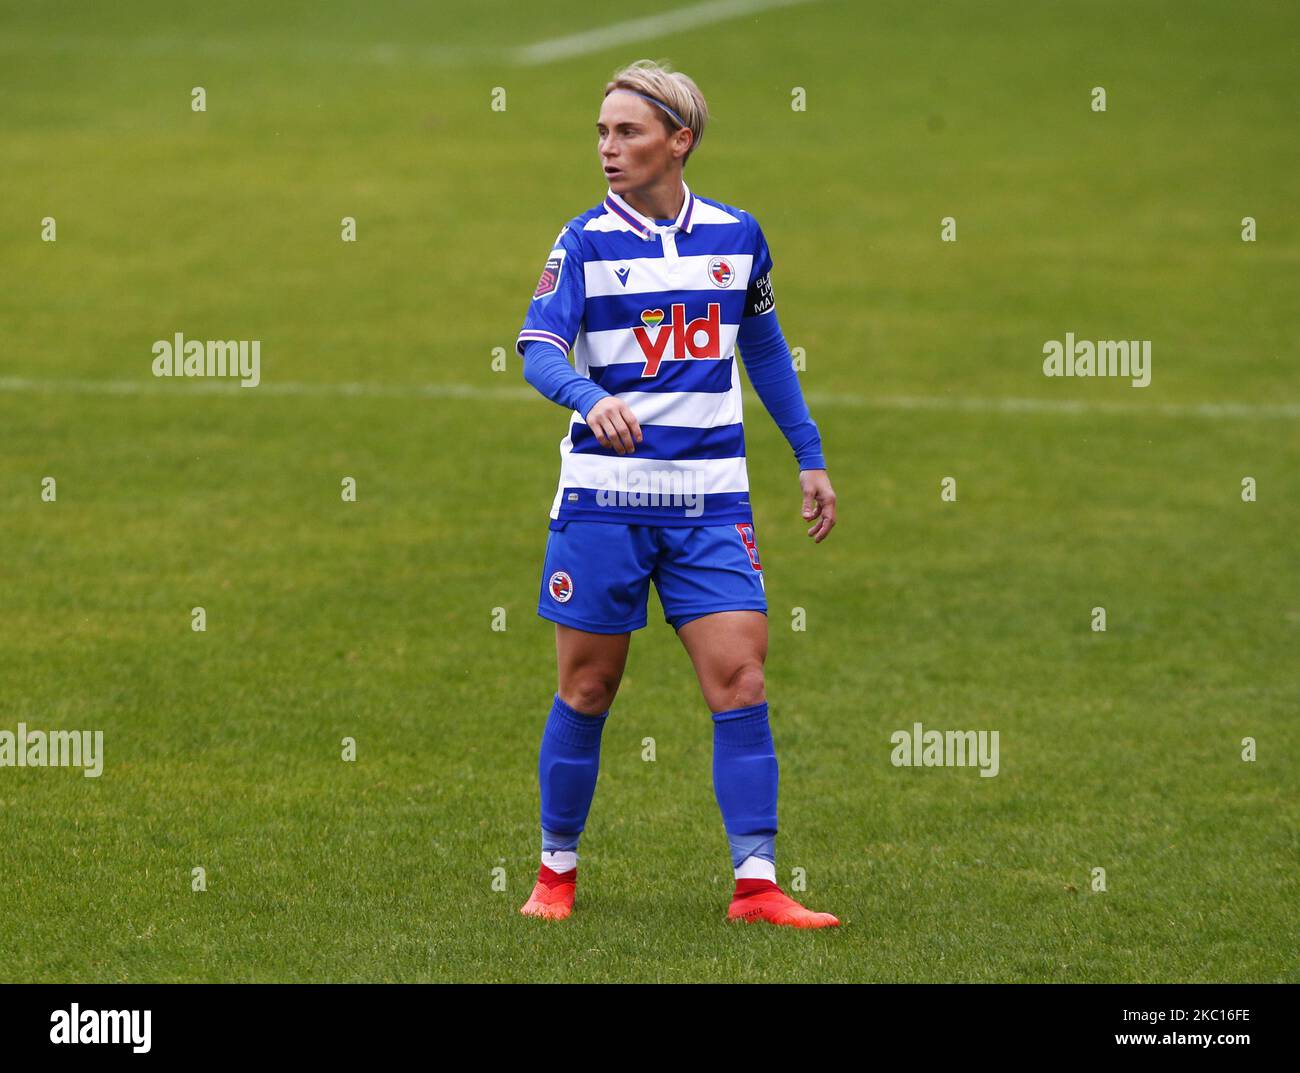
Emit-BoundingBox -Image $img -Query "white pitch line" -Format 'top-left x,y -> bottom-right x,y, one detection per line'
1,376 -> 1295,419
510,0 -> 818,66
0,376 -> 536,401
0,32 -> 488,68
3,0 -> 817,69
803,392 -> 1300,420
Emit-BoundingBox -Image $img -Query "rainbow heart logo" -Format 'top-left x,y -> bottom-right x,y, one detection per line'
640,308 -> 664,329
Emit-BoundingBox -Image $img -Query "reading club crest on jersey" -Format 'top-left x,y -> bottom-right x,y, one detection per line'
708,257 -> 735,288
549,570 -> 574,603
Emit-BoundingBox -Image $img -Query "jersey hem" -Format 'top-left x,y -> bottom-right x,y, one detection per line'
548,508 -> 755,529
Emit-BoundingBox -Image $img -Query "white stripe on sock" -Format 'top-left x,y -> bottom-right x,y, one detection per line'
542,850 -> 577,874
734,855 -> 776,882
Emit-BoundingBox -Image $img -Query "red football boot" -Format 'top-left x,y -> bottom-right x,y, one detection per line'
520,863 -> 577,920
727,878 -> 840,928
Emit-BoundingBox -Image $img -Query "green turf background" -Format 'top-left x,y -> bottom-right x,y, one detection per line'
1,0 -> 1296,981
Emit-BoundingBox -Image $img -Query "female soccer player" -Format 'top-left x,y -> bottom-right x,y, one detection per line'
515,60 -> 839,928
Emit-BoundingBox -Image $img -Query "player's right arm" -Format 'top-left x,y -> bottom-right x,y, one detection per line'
516,224 -> 642,454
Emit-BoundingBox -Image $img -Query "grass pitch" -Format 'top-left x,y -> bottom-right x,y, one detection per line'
1,0 -> 1296,981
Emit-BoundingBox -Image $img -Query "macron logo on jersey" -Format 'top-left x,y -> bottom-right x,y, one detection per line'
633,302 -> 721,376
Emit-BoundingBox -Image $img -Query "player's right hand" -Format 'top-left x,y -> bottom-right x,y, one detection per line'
585,397 -> 643,455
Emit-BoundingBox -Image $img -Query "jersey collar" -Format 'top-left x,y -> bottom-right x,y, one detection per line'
603,181 -> 696,240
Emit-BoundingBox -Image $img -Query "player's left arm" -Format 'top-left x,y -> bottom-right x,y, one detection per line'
736,219 -> 836,543
737,310 -> 836,542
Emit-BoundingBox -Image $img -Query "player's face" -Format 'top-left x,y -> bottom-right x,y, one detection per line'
596,93 -> 684,196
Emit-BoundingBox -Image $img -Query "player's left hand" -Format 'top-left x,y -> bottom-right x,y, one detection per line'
798,469 -> 836,543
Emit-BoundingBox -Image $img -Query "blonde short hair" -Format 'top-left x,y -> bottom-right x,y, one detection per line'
604,59 -> 708,162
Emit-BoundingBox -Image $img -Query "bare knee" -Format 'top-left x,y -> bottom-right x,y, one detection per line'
712,660 -> 766,712
560,668 -> 621,715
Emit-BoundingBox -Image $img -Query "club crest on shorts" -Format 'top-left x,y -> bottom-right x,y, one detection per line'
548,570 -> 574,603
708,257 -> 735,287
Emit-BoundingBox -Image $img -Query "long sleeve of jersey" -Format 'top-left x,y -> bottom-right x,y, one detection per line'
517,221 -> 611,420
736,307 -> 826,470
521,338 -> 610,419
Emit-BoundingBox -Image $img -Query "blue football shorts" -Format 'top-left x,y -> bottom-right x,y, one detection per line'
537,520 -> 768,634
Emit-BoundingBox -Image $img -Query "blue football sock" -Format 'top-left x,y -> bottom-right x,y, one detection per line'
538,693 -> 609,853
711,701 -> 778,868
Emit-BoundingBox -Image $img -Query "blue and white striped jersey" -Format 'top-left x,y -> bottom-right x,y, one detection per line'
517,182 -> 780,528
